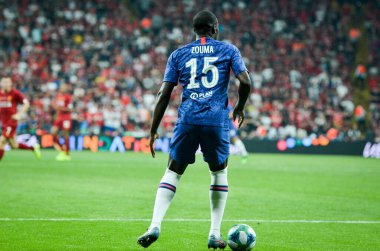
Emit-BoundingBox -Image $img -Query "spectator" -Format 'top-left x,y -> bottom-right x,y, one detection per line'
0,0 -> 378,142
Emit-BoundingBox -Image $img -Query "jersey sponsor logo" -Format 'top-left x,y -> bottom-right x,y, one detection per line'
190,90 -> 213,100
191,45 -> 214,54
0,101 -> 12,107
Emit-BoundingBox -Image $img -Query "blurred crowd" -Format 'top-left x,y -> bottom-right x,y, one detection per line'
0,0 -> 379,141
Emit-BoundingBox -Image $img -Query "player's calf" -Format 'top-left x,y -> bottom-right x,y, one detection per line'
18,143 -> 34,151
52,134 -> 63,151
0,137 -> 5,161
0,148 -> 4,161
8,137 -> 34,152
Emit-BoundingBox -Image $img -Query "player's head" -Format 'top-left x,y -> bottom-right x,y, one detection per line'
59,83 -> 69,93
193,10 -> 219,39
0,77 -> 12,92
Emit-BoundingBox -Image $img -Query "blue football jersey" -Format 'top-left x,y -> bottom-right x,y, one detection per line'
163,37 -> 247,127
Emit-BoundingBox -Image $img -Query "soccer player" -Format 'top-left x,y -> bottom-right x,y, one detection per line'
0,77 -> 41,161
137,10 -> 252,249
51,83 -> 73,161
229,105 -> 249,163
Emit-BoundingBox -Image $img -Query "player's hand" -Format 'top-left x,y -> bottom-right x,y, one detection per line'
149,132 -> 159,158
233,108 -> 245,128
11,113 -> 22,121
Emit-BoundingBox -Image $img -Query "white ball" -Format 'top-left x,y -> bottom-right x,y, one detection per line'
227,224 -> 256,250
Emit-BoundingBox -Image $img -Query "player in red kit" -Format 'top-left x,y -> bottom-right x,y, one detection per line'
0,77 -> 41,161
51,83 -> 73,161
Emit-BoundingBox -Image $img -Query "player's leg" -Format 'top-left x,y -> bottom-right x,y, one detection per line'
138,124 -> 198,248
5,125 -> 35,153
0,126 -> 15,161
60,120 -> 72,160
62,129 -> 71,160
51,125 -> 63,152
138,158 -> 186,248
207,160 -> 228,249
1,127 -> 41,160
52,123 -> 66,161
231,131 -> 248,163
200,126 -> 229,249
150,124 -> 197,231
9,137 -> 34,151
0,135 -> 7,161
149,157 -> 187,229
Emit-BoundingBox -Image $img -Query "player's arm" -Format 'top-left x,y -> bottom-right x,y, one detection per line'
233,71 -> 252,128
12,98 -> 30,121
149,82 -> 176,157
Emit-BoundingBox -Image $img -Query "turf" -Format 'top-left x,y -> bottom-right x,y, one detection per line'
0,150 -> 379,250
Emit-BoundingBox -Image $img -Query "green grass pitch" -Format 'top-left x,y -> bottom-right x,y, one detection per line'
0,150 -> 379,250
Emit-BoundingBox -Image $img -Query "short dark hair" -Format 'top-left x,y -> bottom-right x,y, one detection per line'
193,10 -> 217,35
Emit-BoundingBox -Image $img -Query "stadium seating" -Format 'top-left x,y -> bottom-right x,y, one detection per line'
0,0 -> 378,141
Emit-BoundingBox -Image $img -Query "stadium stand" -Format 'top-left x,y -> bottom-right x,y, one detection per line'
0,0 -> 379,141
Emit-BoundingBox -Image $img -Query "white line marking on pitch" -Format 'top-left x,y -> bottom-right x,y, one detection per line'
0,218 -> 379,224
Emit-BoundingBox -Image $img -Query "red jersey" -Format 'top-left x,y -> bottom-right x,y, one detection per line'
0,88 -> 25,125
55,93 -> 73,120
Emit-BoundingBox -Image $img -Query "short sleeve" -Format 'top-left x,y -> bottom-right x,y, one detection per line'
163,51 -> 179,84
14,90 -> 25,104
231,45 -> 247,76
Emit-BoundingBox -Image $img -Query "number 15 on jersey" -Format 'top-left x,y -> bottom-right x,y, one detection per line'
185,57 -> 219,89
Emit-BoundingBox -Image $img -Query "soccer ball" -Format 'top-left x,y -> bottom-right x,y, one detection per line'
227,224 -> 256,251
